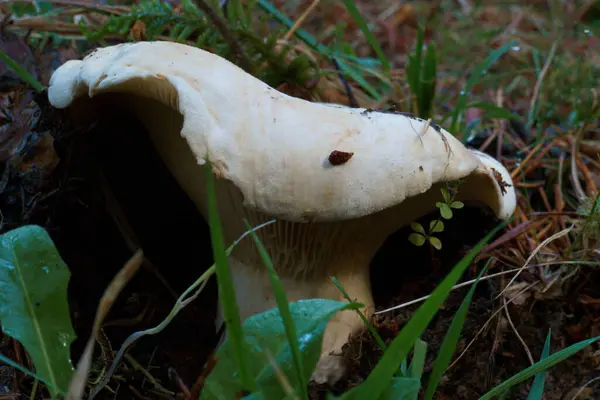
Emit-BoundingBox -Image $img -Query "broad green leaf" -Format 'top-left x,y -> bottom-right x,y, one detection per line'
527,330 -> 552,400
0,225 -> 76,398
411,222 -> 426,235
480,335 -> 600,399
345,221 -> 508,400
424,260 -> 492,399
201,299 -> 360,400
409,233 -> 426,246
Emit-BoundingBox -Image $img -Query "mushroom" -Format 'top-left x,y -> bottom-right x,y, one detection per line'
47,41 -> 517,385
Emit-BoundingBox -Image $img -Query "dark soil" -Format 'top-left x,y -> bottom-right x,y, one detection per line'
1,44 -> 599,400
310,212 -> 600,400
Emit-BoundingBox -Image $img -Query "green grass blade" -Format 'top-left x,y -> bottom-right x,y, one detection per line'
465,102 -> 521,120
244,220 -> 308,400
347,220 -> 509,400
408,339 -> 427,381
480,335 -> 600,399
406,24 -> 425,114
331,276 -> 387,353
526,330 -> 552,400
424,259 -> 492,399
0,49 -> 45,92
205,167 -> 256,393
449,40 -> 518,133
419,43 -> 437,119
340,0 -> 390,74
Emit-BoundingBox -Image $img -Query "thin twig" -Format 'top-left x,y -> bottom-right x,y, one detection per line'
376,263 -> 544,315
502,295 -> 534,365
527,41 -> 558,128
496,225 -> 573,300
192,0 -> 254,74
447,280 -> 540,371
283,0 -> 321,41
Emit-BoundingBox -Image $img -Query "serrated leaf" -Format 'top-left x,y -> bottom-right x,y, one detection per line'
451,201 -> 464,209
438,203 -> 453,219
0,225 -> 76,398
201,299 -> 360,400
410,222 -> 425,235
429,220 -> 444,233
428,237 -> 442,250
408,233 -> 426,247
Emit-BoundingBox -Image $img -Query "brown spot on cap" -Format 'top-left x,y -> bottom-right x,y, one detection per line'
328,150 -> 354,166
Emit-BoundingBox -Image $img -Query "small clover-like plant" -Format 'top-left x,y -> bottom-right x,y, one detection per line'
409,181 -> 464,250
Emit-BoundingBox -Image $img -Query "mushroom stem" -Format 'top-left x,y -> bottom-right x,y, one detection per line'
214,211 -> 387,386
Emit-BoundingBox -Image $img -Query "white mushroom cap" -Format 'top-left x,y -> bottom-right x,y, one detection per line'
48,40 -> 517,386
48,41 -> 514,223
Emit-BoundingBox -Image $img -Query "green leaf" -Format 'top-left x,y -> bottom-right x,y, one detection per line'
424,259 -> 492,399
429,220 -> 444,233
450,201 -> 464,209
201,299 -> 360,400
0,225 -> 76,398
437,203 -> 453,219
344,220 -> 508,400
244,220 -> 307,400
205,166 -> 256,393
480,335 -> 600,399
440,187 -> 451,203
408,339 -> 427,381
411,222 -> 426,235
428,237 -> 442,250
408,233 -> 426,246
526,330 -> 552,400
